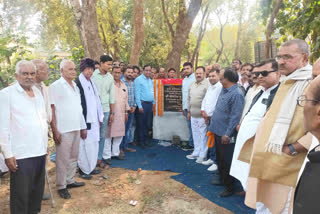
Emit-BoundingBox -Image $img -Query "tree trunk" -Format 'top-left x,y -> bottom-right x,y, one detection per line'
264,0 -> 283,59
129,0 -> 144,65
70,0 -> 104,61
234,0 -> 245,59
164,0 -> 202,74
191,3 -> 210,66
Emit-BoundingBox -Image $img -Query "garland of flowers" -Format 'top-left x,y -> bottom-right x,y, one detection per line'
154,79 -> 157,116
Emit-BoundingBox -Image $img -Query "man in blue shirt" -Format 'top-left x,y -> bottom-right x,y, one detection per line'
209,67 -> 245,197
182,62 -> 196,149
120,66 -> 137,154
134,65 -> 155,148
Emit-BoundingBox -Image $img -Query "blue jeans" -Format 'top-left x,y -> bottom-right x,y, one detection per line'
98,112 -> 110,160
184,109 -> 194,146
120,112 -> 134,150
137,102 -> 153,144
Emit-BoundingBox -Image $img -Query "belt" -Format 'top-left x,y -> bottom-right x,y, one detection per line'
141,101 -> 152,104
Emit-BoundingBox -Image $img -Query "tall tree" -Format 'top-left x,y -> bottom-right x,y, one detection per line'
70,0 -> 104,61
162,0 -> 202,73
129,0 -> 144,65
264,0 -> 283,59
234,0 -> 246,59
191,2 -> 210,67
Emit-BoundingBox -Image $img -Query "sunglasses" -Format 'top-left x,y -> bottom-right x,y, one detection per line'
253,70 -> 277,77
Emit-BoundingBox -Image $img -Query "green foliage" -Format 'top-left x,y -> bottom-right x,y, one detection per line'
0,33 -> 35,89
276,0 -> 320,62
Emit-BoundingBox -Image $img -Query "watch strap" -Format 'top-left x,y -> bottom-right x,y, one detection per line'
288,144 -> 297,155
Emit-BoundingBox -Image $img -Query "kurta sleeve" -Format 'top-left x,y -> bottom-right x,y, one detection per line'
0,89 -> 13,159
297,132 -> 313,150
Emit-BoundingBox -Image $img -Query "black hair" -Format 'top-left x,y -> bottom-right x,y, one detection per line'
241,63 -> 254,72
209,68 -> 220,74
112,66 -> 121,72
232,59 -> 242,65
143,64 -> 151,70
223,67 -> 239,83
100,55 -> 113,63
94,61 -> 99,65
255,59 -> 278,71
125,66 -> 133,72
195,66 -> 205,73
168,68 -> 176,73
133,65 -> 141,74
183,62 -> 193,68
80,58 -> 95,72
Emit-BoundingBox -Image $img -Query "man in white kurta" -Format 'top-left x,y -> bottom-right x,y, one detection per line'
230,60 -> 280,191
200,69 -> 222,170
75,58 -> 103,178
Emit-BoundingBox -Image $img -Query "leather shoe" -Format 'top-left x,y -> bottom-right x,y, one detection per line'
114,155 -> 125,160
79,173 -> 92,180
219,189 -> 234,197
90,169 -> 101,175
103,158 -> 112,165
58,188 -> 71,199
67,182 -> 85,189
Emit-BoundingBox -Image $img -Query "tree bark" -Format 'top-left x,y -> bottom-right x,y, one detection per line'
264,0 -> 283,59
70,0 -> 104,61
191,3 -> 210,66
164,0 -> 202,75
129,0 -> 144,65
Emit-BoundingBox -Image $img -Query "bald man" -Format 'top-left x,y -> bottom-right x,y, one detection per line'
312,58 -> 320,79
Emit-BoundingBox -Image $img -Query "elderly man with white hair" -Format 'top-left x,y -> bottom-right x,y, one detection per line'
49,59 -> 87,199
0,60 -> 48,214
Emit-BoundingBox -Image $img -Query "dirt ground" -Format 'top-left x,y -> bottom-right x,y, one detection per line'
0,159 -> 232,214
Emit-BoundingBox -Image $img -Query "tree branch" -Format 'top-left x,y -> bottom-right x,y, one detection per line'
161,0 -> 175,38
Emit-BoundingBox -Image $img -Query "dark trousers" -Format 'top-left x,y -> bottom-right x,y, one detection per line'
215,135 -> 235,191
10,155 -> 46,214
137,102 -> 152,144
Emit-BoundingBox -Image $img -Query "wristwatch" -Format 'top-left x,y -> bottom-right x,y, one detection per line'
288,144 -> 298,156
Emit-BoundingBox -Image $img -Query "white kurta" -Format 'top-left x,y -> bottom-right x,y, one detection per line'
230,84 -> 277,190
78,74 -> 103,175
0,153 -> 8,173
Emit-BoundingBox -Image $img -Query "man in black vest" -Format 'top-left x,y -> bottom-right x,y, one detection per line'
75,58 -> 104,180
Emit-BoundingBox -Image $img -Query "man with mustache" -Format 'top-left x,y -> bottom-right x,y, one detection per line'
240,39 -> 312,213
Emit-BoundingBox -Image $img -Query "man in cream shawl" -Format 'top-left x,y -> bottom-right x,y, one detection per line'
239,39 -> 312,214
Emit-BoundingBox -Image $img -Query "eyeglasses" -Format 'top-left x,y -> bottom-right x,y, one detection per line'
297,95 -> 320,107
253,70 -> 277,77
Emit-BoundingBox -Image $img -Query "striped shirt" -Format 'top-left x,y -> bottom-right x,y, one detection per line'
121,77 -> 136,107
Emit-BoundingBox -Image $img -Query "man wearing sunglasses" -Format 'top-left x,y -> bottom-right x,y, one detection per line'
240,39 -> 312,214
230,59 -> 280,194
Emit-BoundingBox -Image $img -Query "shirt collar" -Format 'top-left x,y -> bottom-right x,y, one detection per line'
14,82 -> 37,94
263,82 -> 279,93
223,83 -> 238,92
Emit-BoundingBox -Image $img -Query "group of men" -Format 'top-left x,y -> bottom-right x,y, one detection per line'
1,38 -> 320,214
181,38 -> 320,214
